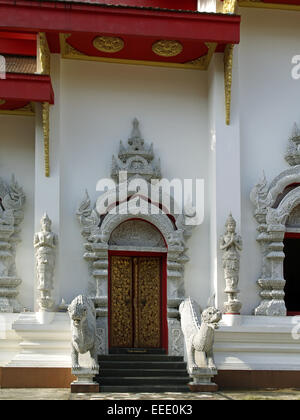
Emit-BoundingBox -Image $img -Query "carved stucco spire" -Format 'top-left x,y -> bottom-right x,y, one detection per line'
285,122 -> 300,166
111,119 -> 161,181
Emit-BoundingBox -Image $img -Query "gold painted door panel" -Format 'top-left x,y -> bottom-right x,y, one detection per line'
110,255 -> 162,349
110,256 -> 133,348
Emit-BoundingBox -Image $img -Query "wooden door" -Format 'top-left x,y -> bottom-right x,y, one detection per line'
109,255 -> 162,349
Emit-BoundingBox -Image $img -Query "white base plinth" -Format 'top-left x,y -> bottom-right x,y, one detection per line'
6,312 -> 72,367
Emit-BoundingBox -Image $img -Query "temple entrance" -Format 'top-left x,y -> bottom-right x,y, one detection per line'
109,254 -> 165,352
284,236 -> 300,315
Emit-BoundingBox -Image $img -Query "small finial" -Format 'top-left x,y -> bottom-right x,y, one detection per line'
225,212 -> 236,228
131,118 -> 142,139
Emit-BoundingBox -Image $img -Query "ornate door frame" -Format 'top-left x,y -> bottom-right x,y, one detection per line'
251,165 -> 300,316
77,119 -> 197,355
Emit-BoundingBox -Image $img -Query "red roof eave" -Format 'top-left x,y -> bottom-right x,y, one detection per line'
0,0 -> 240,44
0,74 -> 54,104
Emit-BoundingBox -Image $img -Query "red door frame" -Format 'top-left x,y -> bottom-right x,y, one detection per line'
284,232 -> 300,316
108,249 -> 168,352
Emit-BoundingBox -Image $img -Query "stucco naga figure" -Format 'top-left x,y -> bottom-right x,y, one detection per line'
68,295 -> 99,371
220,213 -> 242,314
34,214 -> 57,311
179,297 -> 221,387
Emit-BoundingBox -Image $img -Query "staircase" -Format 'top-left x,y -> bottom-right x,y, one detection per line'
95,353 -> 191,393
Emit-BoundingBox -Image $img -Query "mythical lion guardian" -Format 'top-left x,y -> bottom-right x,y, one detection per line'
68,295 -> 99,370
179,297 -> 222,374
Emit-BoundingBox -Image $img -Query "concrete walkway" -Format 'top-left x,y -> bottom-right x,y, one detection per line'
0,388 -> 300,400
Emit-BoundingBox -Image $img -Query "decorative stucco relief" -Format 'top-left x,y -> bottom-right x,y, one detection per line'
76,119 -> 197,355
0,175 -> 25,312
251,124 -> 300,316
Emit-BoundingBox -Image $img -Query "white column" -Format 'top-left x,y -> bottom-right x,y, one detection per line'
208,48 -> 241,311
34,54 -> 61,311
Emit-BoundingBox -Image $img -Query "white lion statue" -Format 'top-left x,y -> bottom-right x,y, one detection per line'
68,295 -> 99,371
179,297 -> 222,374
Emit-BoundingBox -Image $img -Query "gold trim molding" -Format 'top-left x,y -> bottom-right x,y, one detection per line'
239,0 -> 300,11
0,102 -> 35,117
37,33 -> 50,75
60,33 -> 216,71
93,36 -> 125,53
224,44 -> 234,126
42,102 -> 50,177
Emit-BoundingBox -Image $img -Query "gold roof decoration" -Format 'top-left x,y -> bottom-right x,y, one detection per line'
93,36 -> 125,53
152,40 -> 183,57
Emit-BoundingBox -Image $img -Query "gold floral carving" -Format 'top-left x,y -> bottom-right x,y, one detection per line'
110,256 -> 162,349
93,36 -> 125,53
224,44 -> 234,126
110,256 -> 133,348
137,257 -> 161,348
152,40 -> 183,57
186,43 -> 217,70
42,102 -> 50,177
60,32 -> 214,71
0,99 -> 6,106
59,33 -> 85,58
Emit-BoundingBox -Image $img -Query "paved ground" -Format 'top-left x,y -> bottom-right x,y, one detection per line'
1,388 -> 300,400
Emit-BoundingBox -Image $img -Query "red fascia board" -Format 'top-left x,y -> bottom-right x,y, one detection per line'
0,38 -> 36,56
0,31 -> 36,56
0,1 -> 240,44
0,31 -> 36,41
0,74 -> 54,104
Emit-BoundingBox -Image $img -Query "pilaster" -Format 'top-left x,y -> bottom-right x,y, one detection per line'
34,54 -> 61,311
208,49 -> 241,311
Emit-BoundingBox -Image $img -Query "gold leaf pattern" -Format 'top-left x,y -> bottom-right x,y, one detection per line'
110,256 -> 133,348
138,257 -> 161,348
110,256 -> 161,349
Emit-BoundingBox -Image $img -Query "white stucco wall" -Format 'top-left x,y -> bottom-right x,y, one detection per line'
239,8 -> 300,314
57,59 -> 211,308
0,115 -> 35,310
3,8 -> 299,318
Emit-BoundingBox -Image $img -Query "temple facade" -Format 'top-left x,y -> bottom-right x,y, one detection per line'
1,0 -> 300,390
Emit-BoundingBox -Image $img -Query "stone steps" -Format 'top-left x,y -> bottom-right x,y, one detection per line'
96,353 -> 191,393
